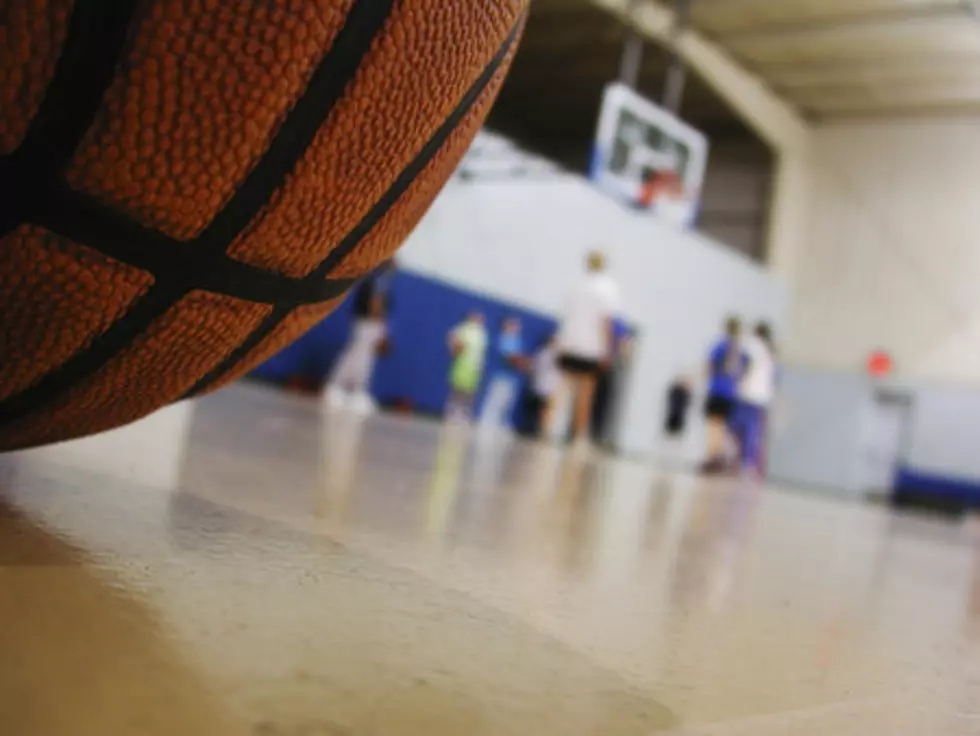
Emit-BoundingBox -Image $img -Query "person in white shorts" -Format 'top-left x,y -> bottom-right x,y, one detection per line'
549,251 -> 621,447
325,260 -> 394,413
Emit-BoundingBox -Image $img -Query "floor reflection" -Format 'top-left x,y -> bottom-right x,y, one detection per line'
2,383 -> 980,734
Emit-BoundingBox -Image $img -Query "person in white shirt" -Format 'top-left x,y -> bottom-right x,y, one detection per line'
735,322 -> 777,474
549,251 -> 621,446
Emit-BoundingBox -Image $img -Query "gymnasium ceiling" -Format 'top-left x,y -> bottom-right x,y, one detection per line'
688,0 -> 980,118
488,0 -> 980,165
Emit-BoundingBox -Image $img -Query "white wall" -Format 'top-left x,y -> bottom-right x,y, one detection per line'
787,118 -> 980,384
906,385 -> 980,480
769,370 -> 980,490
400,171 -> 785,457
767,369 -> 871,496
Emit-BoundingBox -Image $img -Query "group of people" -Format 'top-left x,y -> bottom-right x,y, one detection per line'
323,251 -> 777,474
700,316 -> 778,475
325,251 -> 625,451
445,249 -> 626,450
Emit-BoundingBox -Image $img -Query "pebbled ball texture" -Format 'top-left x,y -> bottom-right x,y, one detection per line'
0,0 -> 526,451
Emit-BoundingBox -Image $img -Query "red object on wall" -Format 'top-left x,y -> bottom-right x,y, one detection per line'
867,350 -> 893,377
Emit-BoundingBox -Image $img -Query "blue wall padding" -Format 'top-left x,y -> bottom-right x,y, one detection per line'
249,270 -> 558,419
894,467 -> 980,508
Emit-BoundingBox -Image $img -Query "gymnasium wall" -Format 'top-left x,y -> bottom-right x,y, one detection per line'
398,169 -> 786,456
786,118 -> 980,384
767,369 -> 870,497
251,269 -> 558,425
770,368 -> 980,507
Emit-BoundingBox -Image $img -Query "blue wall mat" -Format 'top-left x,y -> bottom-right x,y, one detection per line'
250,270 -> 558,420
894,467 -> 980,508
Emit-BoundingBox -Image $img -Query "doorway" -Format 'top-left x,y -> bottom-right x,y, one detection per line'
858,388 -> 914,497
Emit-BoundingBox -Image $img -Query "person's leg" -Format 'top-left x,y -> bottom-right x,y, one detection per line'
705,410 -> 727,461
729,401 -> 747,465
329,345 -> 355,391
348,322 -> 383,414
537,395 -> 551,438
547,373 -> 574,441
498,376 -> 519,429
461,391 -> 476,421
330,320 -> 376,397
325,338 -> 358,408
591,368 -> 609,442
528,393 -> 545,437
572,373 -> 597,441
480,376 -> 509,429
757,409 -> 769,476
446,389 -> 463,420
741,404 -> 763,471
349,321 -> 381,394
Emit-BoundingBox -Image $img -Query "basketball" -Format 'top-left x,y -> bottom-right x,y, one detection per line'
0,0 -> 526,451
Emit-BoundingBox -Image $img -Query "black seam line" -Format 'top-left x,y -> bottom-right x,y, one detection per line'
190,0 -> 396,252
0,0 -> 394,428
0,283 -> 181,426
184,15 -> 526,399
36,186 -> 358,306
0,0 -> 136,239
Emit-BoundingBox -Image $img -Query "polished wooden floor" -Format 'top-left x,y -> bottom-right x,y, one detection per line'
1,382 -> 979,735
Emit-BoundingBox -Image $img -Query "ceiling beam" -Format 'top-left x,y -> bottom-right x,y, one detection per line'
699,1 -> 970,40
812,99 -> 980,119
760,55 -> 980,86
588,0 -> 810,151
772,66 -> 980,90
794,82 -> 980,106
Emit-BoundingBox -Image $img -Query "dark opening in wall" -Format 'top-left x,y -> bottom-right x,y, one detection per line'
485,0 -> 775,263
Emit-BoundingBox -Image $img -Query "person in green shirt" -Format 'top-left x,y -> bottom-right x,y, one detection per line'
446,312 -> 488,421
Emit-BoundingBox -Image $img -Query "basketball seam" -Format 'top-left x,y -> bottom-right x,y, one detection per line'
184,16 -> 526,398
0,0 -> 396,427
36,185 -> 359,306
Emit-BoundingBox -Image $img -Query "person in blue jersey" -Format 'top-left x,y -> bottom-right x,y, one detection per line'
702,316 -> 748,473
479,317 -> 527,433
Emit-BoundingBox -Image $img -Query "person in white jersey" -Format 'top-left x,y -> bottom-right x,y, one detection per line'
736,321 -> 777,474
550,251 -> 621,447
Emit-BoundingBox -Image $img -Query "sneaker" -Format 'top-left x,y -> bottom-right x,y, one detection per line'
350,391 -> 375,415
699,457 -> 727,475
324,385 -> 347,410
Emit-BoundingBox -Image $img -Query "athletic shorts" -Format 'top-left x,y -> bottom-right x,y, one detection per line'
704,395 -> 735,420
558,354 -> 601,376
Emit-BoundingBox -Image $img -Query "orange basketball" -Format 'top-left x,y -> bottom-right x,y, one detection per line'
0,0 -> 526,451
